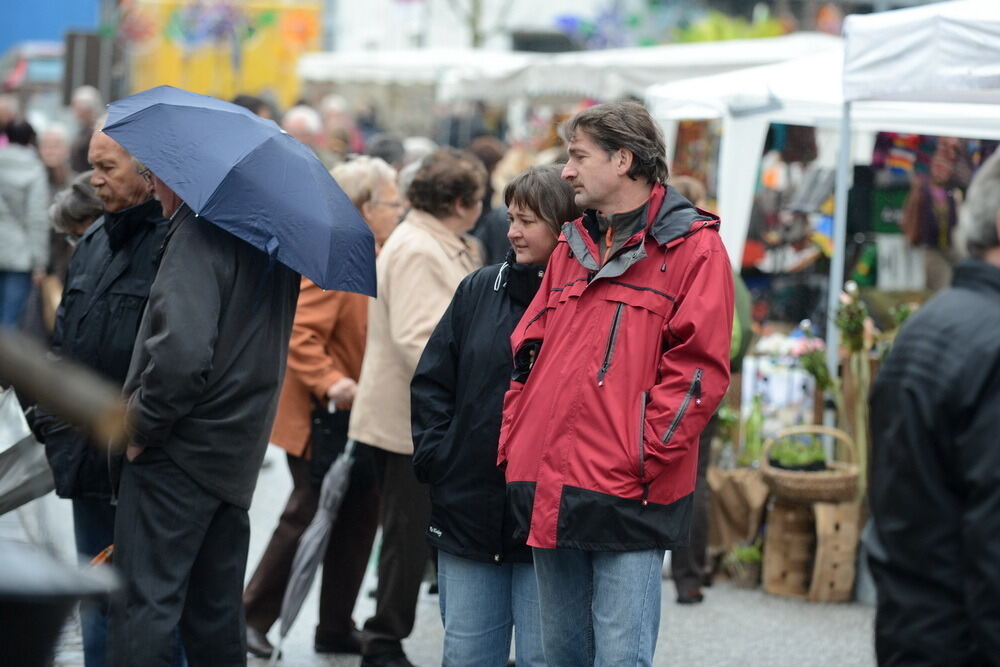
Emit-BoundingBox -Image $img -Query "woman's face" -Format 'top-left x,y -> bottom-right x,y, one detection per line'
362,180 -> 404,246
507,201 -> 559,266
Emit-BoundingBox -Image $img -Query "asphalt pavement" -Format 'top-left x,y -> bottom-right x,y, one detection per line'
6,444 -> 876,666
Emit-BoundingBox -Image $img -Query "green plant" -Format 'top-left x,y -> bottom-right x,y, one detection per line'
730,539 -> 763,564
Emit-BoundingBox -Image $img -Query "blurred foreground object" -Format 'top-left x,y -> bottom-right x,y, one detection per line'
0,539 -> 118,667
0,330 -> 127,449
0,387 -> 53,515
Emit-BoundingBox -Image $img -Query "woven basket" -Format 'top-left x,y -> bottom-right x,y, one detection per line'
760,425 -> 859,504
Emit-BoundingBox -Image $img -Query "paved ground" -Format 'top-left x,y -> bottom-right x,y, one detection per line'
6,444 -> 877,666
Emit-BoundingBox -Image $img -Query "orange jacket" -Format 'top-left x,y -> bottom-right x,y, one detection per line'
269,276 -> 367,457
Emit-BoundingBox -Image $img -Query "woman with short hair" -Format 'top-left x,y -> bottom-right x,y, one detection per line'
411,164 -> 580,667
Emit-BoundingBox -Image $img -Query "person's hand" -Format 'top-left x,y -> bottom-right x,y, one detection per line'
126,444 -> 146,462
32,268 -> 47,286
325,378 -> 358,407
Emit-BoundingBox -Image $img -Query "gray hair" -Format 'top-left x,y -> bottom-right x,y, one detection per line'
50,171 -> 104,233
330,156 -> 397,210
397,160 -> 422,199
72,85 -> 104,114
283,105 -> 322,134
957,150 -> 1000,259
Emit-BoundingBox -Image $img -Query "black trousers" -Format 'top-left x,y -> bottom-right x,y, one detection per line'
109,448 -> 249,667
672,415 -> 717,592
243,452 -> 379,641
361,448 -> 432,657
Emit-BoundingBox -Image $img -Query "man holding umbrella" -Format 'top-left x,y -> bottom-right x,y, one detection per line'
103,87 -> 376,667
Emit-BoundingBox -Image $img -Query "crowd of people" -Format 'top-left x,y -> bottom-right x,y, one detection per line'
1,80 -> 998,667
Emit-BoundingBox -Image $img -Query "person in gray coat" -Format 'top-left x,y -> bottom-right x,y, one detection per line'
108,170 -> 300,667
0,119 -> 49,326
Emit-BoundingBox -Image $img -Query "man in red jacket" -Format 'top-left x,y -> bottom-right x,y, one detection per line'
498,101 -> 734,666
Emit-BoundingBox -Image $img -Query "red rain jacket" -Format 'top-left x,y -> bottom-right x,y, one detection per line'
498,184 -> 734,551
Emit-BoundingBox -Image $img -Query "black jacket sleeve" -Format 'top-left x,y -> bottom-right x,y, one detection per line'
410,279 -> 466,484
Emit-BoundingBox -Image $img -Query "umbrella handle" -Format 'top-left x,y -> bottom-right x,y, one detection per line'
345,438 -> 356,458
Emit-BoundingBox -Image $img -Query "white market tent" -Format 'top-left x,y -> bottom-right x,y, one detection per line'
646,44 -> 1000,270
298,48 -> 538,86
826,0 -> 1000,367
437,32 -> 842,103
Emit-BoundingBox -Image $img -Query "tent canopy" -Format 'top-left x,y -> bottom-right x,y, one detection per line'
843,0 -> 1000,103
298,48 -> 537,87
646,44 -> 1000,267
437,33 -> 841,103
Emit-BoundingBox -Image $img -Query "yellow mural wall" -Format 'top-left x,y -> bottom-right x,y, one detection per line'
124,0 -> 320,108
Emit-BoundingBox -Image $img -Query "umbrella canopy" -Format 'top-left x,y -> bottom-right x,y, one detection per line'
104,86 -> 376,296
269,439 -> 357,665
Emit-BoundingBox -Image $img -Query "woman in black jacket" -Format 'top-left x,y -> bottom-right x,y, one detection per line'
412,165 -> 579,667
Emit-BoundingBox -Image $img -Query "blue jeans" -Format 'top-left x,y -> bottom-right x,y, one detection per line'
0,270 -> 31,328
437,550 -> 545,667
73,498 -> 187,667
532,548 -> 664,667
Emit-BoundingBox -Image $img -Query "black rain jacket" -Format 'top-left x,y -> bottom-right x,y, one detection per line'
36,198 -> 167,500
123,205 -> 300,509
867,259 -> 1000,666
411,252 -> 544,563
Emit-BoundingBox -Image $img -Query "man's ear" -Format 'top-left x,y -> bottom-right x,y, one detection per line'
616,148 -> 634,176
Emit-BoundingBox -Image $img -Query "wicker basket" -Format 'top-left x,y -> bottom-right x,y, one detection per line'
760,425 -> 859,504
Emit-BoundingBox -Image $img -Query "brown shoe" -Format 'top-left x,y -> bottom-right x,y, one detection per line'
246,626 -> 274,658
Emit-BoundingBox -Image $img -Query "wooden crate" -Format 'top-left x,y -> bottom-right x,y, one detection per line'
762,499 -> 816,598
762,498 -> 862,602
808,501 -> 861,602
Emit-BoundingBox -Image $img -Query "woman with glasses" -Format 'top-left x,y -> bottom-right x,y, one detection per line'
243,156 -> 399,659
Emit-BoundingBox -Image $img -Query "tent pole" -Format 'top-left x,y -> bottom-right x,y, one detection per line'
825,101 -> 852,427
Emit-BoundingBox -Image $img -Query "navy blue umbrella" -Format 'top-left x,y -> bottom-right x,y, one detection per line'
103,86 -> 376,296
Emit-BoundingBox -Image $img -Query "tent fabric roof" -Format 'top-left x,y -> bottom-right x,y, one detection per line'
298,48 -> 537,86
437,32 -> 841,102
843,0 -> 1000,103
645,43 -> 1000,266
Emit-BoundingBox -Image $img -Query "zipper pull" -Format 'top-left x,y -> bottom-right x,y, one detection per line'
694,376 -> 702,405
641,483 -> 649,507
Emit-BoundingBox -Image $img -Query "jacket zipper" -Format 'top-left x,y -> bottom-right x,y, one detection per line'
661,368 -> 703,443
637,392 -> 647,479
108,443 -> 118,507
597,303 -> 624,386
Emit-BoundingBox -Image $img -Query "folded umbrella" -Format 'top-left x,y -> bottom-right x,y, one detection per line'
268,438 -> 358,666
103,86 -> 376,296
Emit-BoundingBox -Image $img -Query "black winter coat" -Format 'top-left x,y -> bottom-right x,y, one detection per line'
123,205 -> 299,509
867,259 -> 1000,666
412,254 -> 544,563
37,198 -> 167,500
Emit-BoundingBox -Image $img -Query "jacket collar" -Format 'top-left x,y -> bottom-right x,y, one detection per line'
496,248 -> 545,307
405,208 -> 480,264
562,183 -> 719,280
104,198 -> 163,252
952,258 -> 1000,297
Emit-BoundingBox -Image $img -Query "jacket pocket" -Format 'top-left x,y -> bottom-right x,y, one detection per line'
661,368 -> 703,444
596,302 -> 624,386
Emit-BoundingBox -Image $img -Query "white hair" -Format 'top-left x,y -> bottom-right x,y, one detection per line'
330,156 -> 397,209
282,105 -> 322,135
957,150 -> 1000,259
72,85 -> 104,113
40,122 -> 70,142
402,136 -> 437,167
320,94 -> 348,116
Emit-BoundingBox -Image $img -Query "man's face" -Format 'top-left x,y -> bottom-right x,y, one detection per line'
561,129 -> 621,212
151,174 -> 182,219
88,132 -> 151,212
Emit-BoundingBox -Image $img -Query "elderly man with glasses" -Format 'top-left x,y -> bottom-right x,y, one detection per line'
34,122 -> 173,667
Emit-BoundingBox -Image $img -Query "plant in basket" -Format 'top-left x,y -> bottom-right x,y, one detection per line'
768,433 -> 826,472
722,538 -> 762,589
